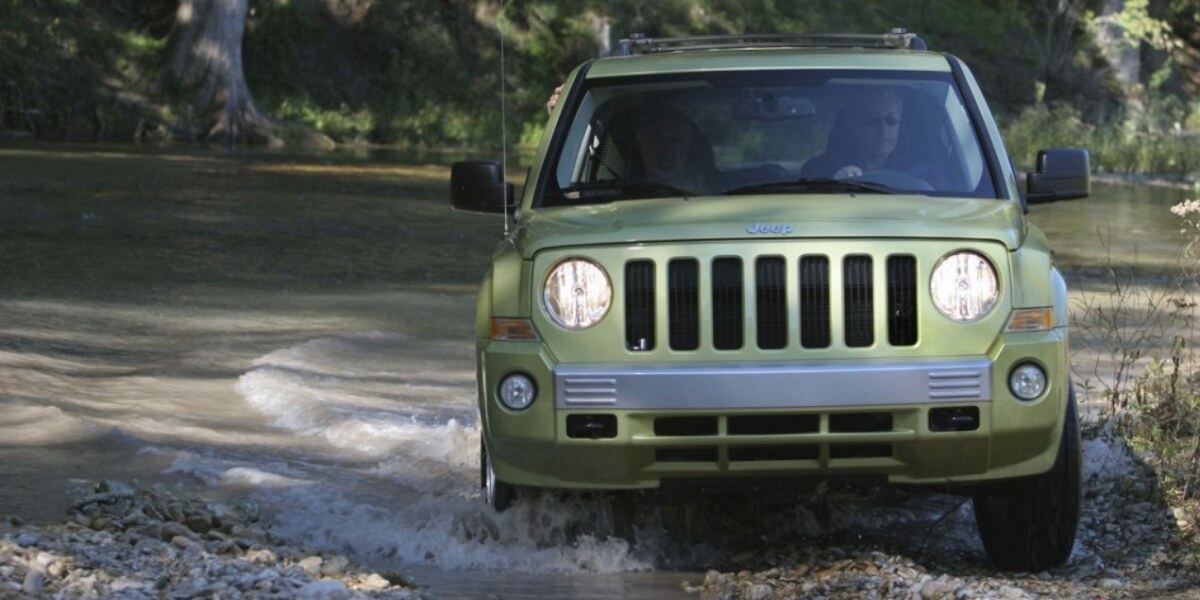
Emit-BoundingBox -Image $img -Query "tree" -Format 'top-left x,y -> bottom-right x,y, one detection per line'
165,0 -> 275,144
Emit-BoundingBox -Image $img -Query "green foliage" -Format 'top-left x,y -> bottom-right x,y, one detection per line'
1003,98 -> 1200,177
4,0 -> 1200,153
274,99 -> 374,142
0,0 -> 168,139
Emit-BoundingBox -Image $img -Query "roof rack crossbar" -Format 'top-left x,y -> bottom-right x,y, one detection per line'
615,30 -> 927,56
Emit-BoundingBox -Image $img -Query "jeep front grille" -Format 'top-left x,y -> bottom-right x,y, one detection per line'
623,253 -> 919,351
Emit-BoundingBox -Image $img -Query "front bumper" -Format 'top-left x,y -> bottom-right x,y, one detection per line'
479,329 -> 1068,490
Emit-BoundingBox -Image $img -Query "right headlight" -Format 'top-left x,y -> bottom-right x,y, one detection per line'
930,251 -> 999,322
543,258 -> 612,329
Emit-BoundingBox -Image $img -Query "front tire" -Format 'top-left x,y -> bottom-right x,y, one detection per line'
481,439 -> 516,512
973,384 -> 1082,571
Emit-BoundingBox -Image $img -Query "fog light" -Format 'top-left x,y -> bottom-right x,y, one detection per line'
498,374 -> 536,410
1009,363 -> 1047,400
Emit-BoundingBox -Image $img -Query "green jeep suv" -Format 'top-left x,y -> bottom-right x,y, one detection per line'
451,31 -> 1089,571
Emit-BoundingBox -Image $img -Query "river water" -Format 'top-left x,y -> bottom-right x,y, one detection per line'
0,144 -> 1192,597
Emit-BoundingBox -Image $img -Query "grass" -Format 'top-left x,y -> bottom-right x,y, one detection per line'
1070,210 -> 1200,553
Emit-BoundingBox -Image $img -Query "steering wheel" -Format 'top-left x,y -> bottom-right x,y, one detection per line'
847,169 -> 934,192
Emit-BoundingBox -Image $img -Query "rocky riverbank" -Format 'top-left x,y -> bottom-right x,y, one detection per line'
683,430 -> 1200,599
0,480 -> 425,599
3,432 -> 1198,599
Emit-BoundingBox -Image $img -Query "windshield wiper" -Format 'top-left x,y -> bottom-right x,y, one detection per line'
559,180 -> 689,202
723,177 -> 897,195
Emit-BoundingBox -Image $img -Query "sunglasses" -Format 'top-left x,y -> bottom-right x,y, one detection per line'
857,112 -> 902,128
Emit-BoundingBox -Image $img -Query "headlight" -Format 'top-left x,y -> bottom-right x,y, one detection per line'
930,251 -> 998,322
543,258 -> 612,329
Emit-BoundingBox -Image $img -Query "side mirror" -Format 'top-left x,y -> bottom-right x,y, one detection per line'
450,161 -> 515,214
1026,148 -> 1089,204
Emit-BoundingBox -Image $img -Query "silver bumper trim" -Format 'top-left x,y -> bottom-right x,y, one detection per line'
555,359 -> 991,410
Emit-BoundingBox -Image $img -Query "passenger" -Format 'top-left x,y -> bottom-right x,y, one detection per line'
631,103 -> 717,192
800,87 -> 908,180
548,86 -> 716,193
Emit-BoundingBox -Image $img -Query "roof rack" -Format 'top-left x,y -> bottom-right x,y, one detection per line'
614,29 -> 927,56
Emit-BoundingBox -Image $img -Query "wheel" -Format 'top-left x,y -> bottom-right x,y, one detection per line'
972,384 -> 1082,571
481,438 -> 516,512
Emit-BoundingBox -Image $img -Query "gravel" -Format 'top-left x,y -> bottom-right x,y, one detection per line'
0,480 -> 426,599
681,430 -> 1200,599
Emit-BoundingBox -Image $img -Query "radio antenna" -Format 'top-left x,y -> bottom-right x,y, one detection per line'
499,4 -> 510,236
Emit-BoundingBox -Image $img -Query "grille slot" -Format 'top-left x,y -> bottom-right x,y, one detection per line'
887,256 -> 918,346
625,261 -> 656,351
844,255 -> 874,347
831,444 -> 893,459
655,416 -> 718,437
668,259 -> 700,351
656,448 -> 718,463
728,414 -> 818,435
711,258 -> 744,350
829,413 -> 894,433
730,445 -> 818,461
755,257 -> 788,349
799,256 -> 831,348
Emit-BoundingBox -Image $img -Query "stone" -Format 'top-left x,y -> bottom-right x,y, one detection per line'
921,580 -> 957,599
15,533 -> 37,548
48,561 -> 66,578
22,570 -> 44,595
297,580 -> 354,600
120,509 -> 147,528
185,515 -> 212,534
167,503 -> 186,524
297,556 -> 323,577
320,555 -> 350,577
170,535 -> 199,550
748,583 -> 773,600
161,522 -> 191,542
244,548 -> 278,564
360,573 -> 390,590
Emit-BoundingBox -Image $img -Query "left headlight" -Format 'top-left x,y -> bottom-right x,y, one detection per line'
543,258 -> 612,329
930,251 -> 999,322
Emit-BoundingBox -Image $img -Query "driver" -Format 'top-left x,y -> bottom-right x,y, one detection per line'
800,87 -> 906,180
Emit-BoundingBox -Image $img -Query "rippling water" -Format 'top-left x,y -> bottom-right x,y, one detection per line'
0,144 -> 1191,596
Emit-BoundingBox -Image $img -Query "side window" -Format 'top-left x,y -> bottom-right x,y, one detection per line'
556,92 -> 598,188
944,87 -> 987,192
571,120 -> 626,184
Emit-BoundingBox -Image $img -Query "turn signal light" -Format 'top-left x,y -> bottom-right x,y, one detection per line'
1006,308 -> 1053,332
490,318 -> 540,341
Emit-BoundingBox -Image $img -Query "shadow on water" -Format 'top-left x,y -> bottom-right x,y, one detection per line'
1,143 -> 1196,598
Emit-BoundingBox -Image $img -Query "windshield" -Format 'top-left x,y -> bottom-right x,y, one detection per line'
541,69 -> 998,206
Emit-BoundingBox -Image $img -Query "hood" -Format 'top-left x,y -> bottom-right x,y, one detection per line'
515,194 -> 1025,258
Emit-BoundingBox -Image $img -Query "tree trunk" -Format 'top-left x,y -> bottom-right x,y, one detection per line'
166,0 -> 275,144
1096,0 -> 1143,88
